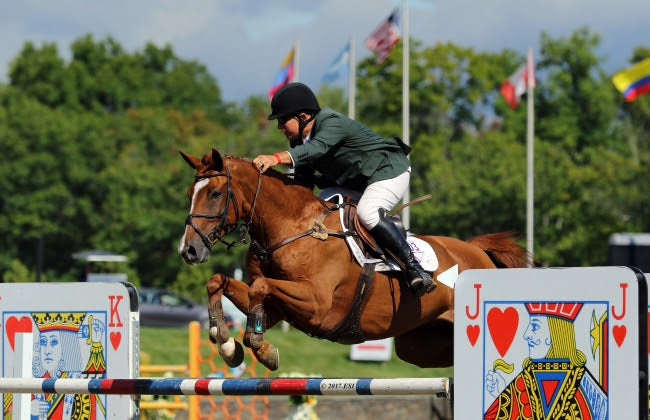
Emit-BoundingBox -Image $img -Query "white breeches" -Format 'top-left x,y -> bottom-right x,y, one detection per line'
357,169 -> 410,229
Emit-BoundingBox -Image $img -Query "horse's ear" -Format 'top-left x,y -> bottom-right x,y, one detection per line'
180,151 -> 201,169
211,148 -> 224,171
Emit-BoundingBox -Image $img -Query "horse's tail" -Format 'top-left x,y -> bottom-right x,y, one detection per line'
467,232 -> 532,268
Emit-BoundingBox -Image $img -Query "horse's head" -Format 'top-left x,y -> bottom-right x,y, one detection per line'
178,148 -> 250,264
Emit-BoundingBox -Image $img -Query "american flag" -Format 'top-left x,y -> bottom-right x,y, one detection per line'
364,9 -> 400,64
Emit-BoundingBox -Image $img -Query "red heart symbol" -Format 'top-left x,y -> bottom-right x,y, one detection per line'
466,325 -> 480,346
110,331 -> 121,350
613,325 -> 626,347
487,307 -> 519,357
6,316 -> 33,351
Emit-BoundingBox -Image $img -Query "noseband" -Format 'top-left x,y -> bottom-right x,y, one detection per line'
184,168 -> 262,249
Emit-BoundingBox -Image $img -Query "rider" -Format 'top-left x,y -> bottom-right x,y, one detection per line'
253,82 -> 436,297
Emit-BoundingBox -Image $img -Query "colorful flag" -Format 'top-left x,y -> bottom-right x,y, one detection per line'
322,43 -> 350,84
364,9 -> 400,64
268,47 -> 295,99
500,51 -> 536,110
612,58 -> 650,102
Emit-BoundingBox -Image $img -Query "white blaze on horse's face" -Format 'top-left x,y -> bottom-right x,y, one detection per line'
177,178 -> 210,260
189,178 -> 210,214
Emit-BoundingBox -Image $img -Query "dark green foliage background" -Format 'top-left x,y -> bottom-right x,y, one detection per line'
1,30 -> 648,302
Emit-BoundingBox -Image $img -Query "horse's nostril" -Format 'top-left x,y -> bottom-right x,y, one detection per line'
187,245 -> 197,258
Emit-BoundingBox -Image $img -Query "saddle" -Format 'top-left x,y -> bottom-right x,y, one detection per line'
344,202 -> 407,259
320,193 -> 436,273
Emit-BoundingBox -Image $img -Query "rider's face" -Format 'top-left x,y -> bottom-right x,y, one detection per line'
277,114 -> 299,141
277,113 -> 312,142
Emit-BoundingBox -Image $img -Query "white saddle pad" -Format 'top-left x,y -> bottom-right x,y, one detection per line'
321,193 -> 439,273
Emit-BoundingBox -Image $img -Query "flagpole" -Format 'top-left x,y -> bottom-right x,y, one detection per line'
401,0 -> 410,230
526,47 -> 534,262
348,37 -> 356,119
293,39 -> 300,82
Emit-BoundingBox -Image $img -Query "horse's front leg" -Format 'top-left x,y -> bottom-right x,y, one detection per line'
206,273 -> 250,368
243,300 -> 281,371
243,276 -> 326,371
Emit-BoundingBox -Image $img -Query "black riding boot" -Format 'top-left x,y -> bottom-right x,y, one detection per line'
369,212 -> 437,297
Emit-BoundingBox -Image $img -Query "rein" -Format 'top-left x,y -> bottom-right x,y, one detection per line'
185,164 -> 351,258
249,205 -> 352,261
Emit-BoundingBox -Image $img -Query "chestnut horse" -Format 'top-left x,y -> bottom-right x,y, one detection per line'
178,149 -> 529,371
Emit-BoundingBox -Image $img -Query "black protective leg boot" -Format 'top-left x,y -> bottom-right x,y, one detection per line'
369,213 -> 437,297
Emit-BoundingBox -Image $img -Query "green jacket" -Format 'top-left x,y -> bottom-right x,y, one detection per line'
289,107 -> 410,191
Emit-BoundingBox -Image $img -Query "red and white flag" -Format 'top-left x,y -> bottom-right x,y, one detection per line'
500,51 -> 536,109
364,9 -> 400,64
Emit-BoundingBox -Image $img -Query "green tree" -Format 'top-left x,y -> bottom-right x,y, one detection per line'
1,35 -> 235,298
2,29 -> 649,298
536,27 -> 620,159
354,40 -> 530,239
531,28 -> 647,265
609,47 -> 650,235
8,42 -> 68,107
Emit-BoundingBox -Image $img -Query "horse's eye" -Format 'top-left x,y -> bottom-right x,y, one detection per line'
209,190 -> 222,200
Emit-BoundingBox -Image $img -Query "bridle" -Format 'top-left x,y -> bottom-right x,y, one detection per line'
184,167 -> 262,250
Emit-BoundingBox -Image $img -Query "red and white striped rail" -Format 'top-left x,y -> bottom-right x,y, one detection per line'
0,377 -> 451,397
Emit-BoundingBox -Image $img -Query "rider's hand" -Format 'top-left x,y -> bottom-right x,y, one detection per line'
253,154 -> 282,173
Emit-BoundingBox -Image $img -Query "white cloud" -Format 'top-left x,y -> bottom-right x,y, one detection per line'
244,8 -> 317,42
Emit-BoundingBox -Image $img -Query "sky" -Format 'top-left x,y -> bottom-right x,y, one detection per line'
1,0 -> 649,103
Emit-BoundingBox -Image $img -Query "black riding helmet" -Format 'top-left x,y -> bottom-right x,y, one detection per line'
267,82 -> 321,120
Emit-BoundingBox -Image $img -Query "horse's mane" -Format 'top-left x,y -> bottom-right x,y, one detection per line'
225,155 -> 252,163
222,154 -> 317,196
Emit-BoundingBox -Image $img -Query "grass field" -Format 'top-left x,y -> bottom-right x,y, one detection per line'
140,324 -> 453,379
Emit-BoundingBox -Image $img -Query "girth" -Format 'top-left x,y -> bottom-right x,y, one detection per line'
315,262 -> 376,343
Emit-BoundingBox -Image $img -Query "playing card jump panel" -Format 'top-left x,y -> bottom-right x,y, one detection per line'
0,282 -> 139,419
454,267 -> 647,420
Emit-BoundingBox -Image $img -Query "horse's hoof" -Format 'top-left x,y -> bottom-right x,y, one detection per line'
222,340 -> 245,368
220,337 -> 236,358
267,348 -> 279,371
259,344 -> 279,371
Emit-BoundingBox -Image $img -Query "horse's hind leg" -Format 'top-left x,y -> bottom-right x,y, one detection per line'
207,273 -> 250,368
